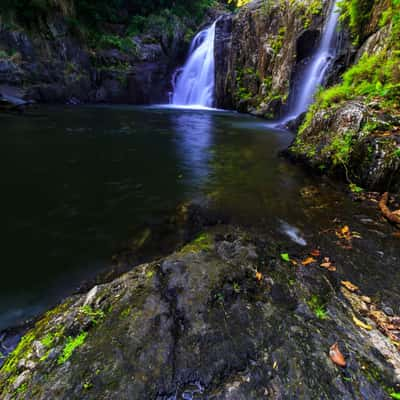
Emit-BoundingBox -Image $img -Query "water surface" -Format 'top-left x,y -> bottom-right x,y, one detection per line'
1,105 -> 399,329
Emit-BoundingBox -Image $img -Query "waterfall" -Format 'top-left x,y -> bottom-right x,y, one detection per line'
171,22 -> 216,107
284,0 -> 340,121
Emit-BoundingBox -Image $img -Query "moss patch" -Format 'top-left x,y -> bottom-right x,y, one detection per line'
57,332 -> 88,365
180,232 -> 213,254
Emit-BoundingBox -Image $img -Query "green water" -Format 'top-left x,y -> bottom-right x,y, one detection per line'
0,105 -> 399,329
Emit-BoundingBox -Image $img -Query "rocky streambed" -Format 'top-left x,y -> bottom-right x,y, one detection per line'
1,214 -> 399,399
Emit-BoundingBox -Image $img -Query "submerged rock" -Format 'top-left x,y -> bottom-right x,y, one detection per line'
1,226 -> 399,399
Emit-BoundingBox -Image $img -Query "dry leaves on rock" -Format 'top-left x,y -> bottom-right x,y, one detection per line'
369,307 -> 400,348
320,257 -> 336,272
301,257 -> 316,266
341,280 -> 359,292
310,249 -> 321,257
352,315 -> 372,330
335,225 -> 362,249
329,342 -> 346,367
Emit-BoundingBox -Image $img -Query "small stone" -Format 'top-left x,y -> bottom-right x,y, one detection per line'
383,306 -> 394,317
13,370 -> 30,390
32,340 -> 46,359
84,285 -> 98,307
18,359 -> 36,370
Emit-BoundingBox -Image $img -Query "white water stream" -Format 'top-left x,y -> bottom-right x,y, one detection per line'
283,0 -> 340,121
171,22 -> 217,107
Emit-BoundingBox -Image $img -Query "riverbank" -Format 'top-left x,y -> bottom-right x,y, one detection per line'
0,1 -> 228,107
1,104 -> 400,397
1,205 -> 400,398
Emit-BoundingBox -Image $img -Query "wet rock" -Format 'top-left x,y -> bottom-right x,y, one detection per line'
214,0 -> 351,118
0,11 -> 206,105
289,100 -> 400,192
383,306 -> 395,317
12,370 -> 30,390
1,226 -> 399,399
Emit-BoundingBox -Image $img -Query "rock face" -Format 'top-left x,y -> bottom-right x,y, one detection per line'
214,0 -> 353,118
1,225 -> 399,399
289,99 -> 400,191
0,17 -> 190,105
288,19 -> 400,193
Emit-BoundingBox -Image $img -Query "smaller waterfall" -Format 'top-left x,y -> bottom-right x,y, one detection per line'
284,0 -> 340,121
171,22 -> 217,107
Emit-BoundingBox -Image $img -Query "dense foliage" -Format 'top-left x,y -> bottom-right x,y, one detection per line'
0,0 -> 224,32
303,0 -> 400,119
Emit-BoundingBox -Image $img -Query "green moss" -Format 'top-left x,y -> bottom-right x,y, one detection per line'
80,305 -> 105,325
1,331 -> 36,375
57,332 -> 88,365
270,26 -> 286,54
146,270 -> 155,279
309,0 -> 400,112
120,306 -> 132,318
180,232 -> 213,254
338,0 -> 375,44
235,67 -> 260,103
349,183 -> 364,193
324,131 -> 354,166
307,295 -> 328,319
16,382 -> 28,394
40,333 -> 55,348
83,380 -> 93,391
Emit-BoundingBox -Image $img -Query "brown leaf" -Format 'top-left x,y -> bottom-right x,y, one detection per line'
329,342 -> 346,367
301,257 -> 316,266
310,249 -> 321,257
255,271 -> 263,281
341,280 -> 359,292
320,262 -> 337,272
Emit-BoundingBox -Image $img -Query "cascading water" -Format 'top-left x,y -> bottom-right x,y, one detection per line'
171,22 -> 216,107
283,0 -> 340,121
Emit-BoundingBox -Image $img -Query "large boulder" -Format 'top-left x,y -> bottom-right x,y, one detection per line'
0,226 -> 399,399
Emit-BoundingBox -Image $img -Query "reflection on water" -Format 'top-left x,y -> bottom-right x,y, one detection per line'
171,111 -> 212,184
0,105 -> 399,329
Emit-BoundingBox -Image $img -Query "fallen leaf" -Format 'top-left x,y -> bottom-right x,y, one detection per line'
273,361 -> 278,369
342,225 -> 350,234
329,342 -> 346,367
320,262 -> 337,272
341,280 -> 359,292
320,257 -> 336,271
352,315 -> 372,330
280,253 -> 290,262
361,296 -> 372,304
302,257 -> 316,266
336,225 -> 352,242
310,249 -> 321,257
255,271 -> 263,281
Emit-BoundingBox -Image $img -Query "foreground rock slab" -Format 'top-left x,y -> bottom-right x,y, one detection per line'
0,226 -> 399,399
